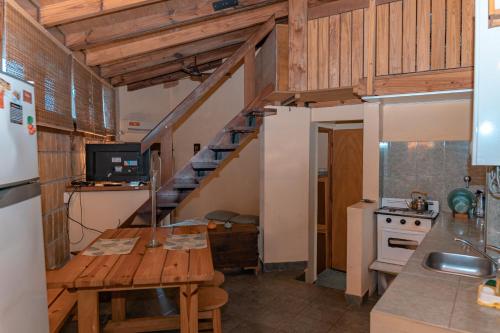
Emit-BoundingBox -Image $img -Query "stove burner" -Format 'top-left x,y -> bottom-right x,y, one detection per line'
377,206 -> 438,218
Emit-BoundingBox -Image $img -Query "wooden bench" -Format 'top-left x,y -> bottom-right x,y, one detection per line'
47,288 -> 77,333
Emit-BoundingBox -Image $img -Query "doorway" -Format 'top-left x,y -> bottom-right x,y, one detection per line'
315,125 -> 363,288
316,127 -> 333,275
331,128 -> 363,271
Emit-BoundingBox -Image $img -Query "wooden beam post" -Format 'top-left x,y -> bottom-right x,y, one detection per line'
244,50 -> 256,106
366,0 -> 377,95
288,0 -> 308,90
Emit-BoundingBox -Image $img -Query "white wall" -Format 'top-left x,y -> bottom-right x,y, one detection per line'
117,66 -> 260,219
381,99 -> 472,142
260,106 -> 312,264
260,104 -> 367,269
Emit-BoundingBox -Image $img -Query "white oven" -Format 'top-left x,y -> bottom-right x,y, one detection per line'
375,198 -> 438,266
377,226 -> 426,265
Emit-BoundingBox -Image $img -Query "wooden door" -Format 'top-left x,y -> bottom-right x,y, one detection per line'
331,129 -> 363,271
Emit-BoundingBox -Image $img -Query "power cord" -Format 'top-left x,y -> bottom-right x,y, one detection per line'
67,182 -> 103,245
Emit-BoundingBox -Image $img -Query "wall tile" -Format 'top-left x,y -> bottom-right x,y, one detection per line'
387,142 -> 417,178
415,142 -> 445,177
381,140 -> 481,212
383,175 -> 417,198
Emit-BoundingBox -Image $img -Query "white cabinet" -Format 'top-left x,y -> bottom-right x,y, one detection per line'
472,0 -> 500,165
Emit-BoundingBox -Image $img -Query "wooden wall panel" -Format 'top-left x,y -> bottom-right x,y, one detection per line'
376,4 -> 389,76
328,15 -> 341,88
446,0 -> 461,68
431,0 -> 446,70
38,129 -> 106,269
416,0 -> 431,71
318,17 -> 329,89
461,0 -> 474,67
389,1 -> 403,74
302,0 -> 474,91
308,19 -> 319,90
340,12 -> 352,86
351,9 -> 364,85
402,0 -> 417,73
363,8 -> 370,77
38,130 -> 72,269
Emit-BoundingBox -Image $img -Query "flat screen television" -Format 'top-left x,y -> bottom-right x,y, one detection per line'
85,143 -> 150,182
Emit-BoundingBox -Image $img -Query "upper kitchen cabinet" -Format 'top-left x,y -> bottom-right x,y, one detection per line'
472,0 -> 500,165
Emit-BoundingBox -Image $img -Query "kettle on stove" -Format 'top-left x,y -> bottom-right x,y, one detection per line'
406,191 -> 429,212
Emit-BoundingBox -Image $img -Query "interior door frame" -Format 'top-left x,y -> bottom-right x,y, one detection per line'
306,104 -> 366,284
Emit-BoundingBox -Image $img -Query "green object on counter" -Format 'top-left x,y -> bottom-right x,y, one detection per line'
485,279 -> 497,288
447,188 -> 475,214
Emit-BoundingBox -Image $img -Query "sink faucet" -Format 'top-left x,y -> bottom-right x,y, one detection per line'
487,244 -> 500,253
454,237 -> 498,267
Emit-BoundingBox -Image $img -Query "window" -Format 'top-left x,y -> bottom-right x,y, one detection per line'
6,60 -> 24,79
44,78 -> 55,112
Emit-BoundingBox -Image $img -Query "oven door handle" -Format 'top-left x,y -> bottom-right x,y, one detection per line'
388,238 -> 419,250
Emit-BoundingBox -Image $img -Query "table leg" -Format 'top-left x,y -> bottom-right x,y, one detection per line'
78,290 -> 99,333
111,292 -> 126,322
180,284 -> 199,333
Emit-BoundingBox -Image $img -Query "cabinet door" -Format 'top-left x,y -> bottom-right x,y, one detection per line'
472,1 -> 500,165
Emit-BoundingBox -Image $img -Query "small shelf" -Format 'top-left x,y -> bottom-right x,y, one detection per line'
362,89 -> 473,104
369,260 -> 403,275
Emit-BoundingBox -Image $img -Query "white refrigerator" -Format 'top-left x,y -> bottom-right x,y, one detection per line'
0,72 -> 49,333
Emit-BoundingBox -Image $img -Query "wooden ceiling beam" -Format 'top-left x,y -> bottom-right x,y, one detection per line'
111,44 -> 241,86
355,67 -> 474,96
40,0 -> 164,27
99,26 -> 258,78
84,1 -> 287,66
127,60 -> 223,91
60,0 -> 283,50
308,0 -> 368,20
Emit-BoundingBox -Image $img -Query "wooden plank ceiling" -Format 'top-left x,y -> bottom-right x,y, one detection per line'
34,0 -> 343,91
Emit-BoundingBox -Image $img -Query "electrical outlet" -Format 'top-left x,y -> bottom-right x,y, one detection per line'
194,143 -> 201,155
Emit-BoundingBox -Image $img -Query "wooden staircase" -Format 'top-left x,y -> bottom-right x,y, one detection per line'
122,17 -> 277,227
156,101 -> 275,216
126,90 -> 275,226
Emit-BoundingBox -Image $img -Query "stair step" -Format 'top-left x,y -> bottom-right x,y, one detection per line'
208,144 -> 239,151
157,190 -> 179,202
173,183 -> 198,190
157,202 -> 179,209
191,161 -> 219,170
244,107 -> 278,117
226,126 -> 256,133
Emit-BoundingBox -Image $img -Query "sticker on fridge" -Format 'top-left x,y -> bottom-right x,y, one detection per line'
9,102 -> 23,125
23,90 -> 32,104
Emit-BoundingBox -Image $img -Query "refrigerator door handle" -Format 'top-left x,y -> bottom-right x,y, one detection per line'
0,182 -> 41,209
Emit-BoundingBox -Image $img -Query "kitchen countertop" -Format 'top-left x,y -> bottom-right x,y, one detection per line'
371,213 -> 500,333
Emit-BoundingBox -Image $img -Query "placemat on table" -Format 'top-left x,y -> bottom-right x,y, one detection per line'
164,232 -> 207,250
83,237 -> 140,256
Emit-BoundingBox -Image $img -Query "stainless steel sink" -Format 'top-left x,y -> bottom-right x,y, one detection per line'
422,252 -> 497,278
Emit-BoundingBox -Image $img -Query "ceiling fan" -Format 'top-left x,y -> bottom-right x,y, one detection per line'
181,64 -> 212,82
180,59 -> 226,82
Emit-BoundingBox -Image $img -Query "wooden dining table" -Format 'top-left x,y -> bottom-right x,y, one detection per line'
46,226 -> 214,333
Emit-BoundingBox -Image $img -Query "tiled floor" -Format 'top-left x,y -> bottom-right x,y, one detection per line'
62,270 -> 376,333
221,271 -> 375,333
